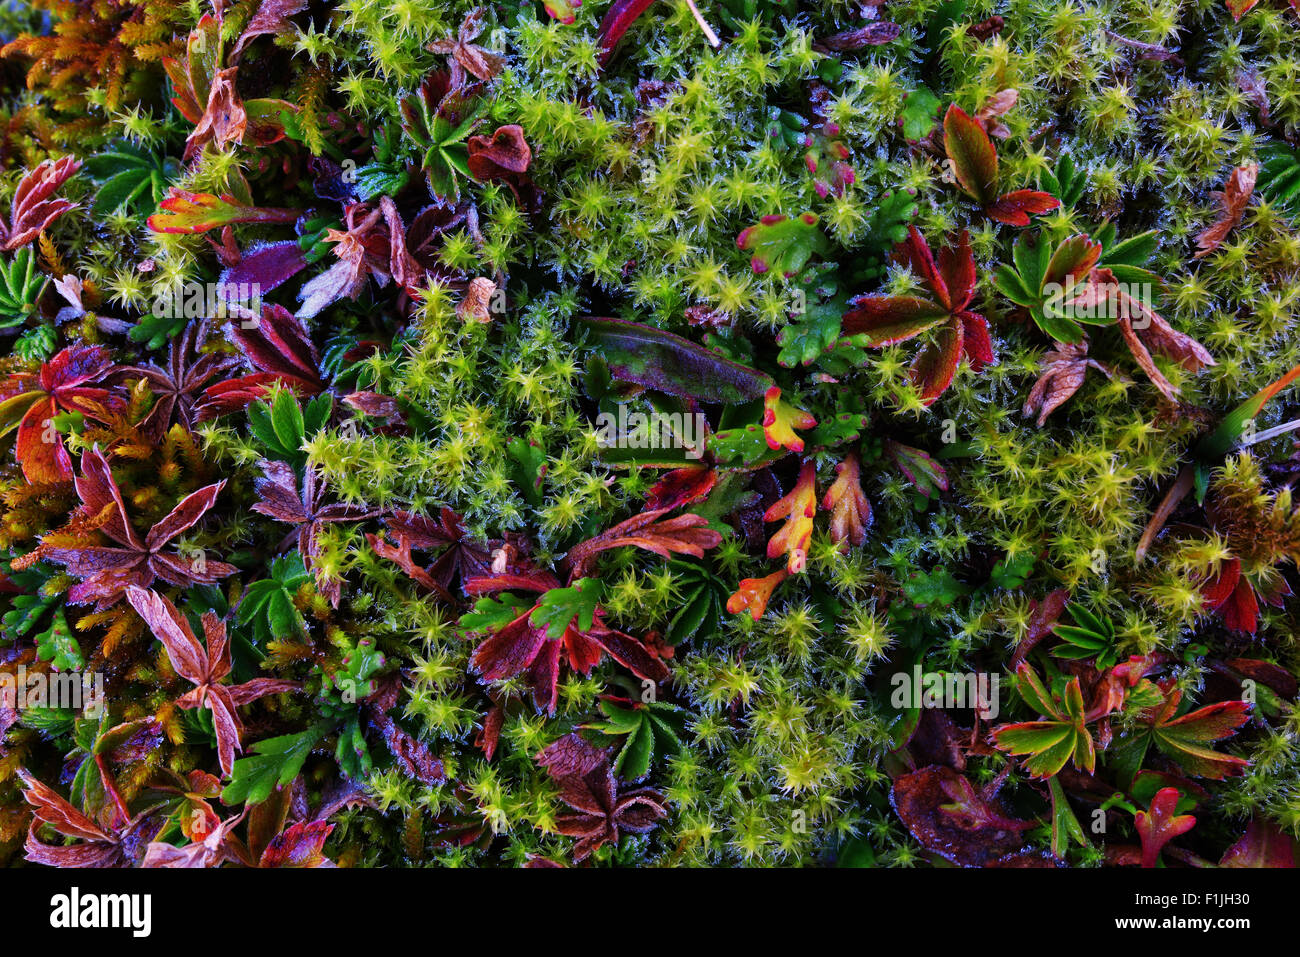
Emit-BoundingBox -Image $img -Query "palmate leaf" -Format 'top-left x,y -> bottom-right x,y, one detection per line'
583,697 -> 686,780
707,419 -> 785,469
221,725 -> 326,805
530,578 -> 604,639
83,141 -> 177,215
237,552 -> 312,643
460,593 -> 531,634
1039,152 -> 1086,208
35,607 -> 83,671
663,558 -> 730,646
1148,694 -> 1251,780
807,410 -> 870,452
737,213 -> 832,277
1093,224 -> 1160,286
943,104 -> 1058,225
1259,141 -> 1300,220
992,666 -> 1096,777
777,269 -> 846,368
1051,604 -> 1119,667
1111,687 -> 1251,783
248,390 -> 332,466
0,247 -> 44,329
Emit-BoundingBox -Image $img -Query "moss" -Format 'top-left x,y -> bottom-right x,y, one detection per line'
0,0 -> 1296,869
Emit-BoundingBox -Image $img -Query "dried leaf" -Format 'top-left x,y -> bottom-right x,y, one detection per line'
1194,163 -> 1258,258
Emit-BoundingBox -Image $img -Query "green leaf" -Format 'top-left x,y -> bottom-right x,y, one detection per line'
1048,774 -> 1089,857
35,608 -> 83,671
1194,361 -> 1300,461
777,292 -> 843,367
303,393 -> 333,435
460,594 -> 531,634
506,437 -> 547,506
665,585 -> 714,646
0,248 -> 44,328
807,411 -> 870,452
1259,142 -> 1300,219
1011,232 -> 1051,293
580,317 -> 774,405
992,263 -> 1037,307
530,578 -> 604,639
3,591 -> 58,641
222,726 -> 326,805
618,719 -> 655,780
899,86 -> 942,141
837,836 -> 877,867
1101,229 -> 1158,268
902,567 -> 968,608
736,213 -> 831,277
989,552 -> 1034,590
270,389 -> 306,456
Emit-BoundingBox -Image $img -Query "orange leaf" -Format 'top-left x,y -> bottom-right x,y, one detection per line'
761,386 -> 816,452
148,189 -> 300,235
726,568 -> 790,620
764,462 -> 817,573
822,451 -> 871,547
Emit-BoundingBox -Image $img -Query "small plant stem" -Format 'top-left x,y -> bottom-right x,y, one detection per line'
684,0 -> 721,48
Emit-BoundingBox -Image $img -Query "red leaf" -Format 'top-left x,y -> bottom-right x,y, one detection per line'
822,451 -> 871,547
466,125 -> 538,210
910,317 -> 964,405
1022,339 -> 1116,426
232,0 -> 309,59
943,104 -> 998,206
892,765 -> 1036,867
726,568 -> 790,620
597,0 -> 656,67
536,731 -> 608,780
960,311 -> 994,370
1135,787 -> 1196,868
645,466 -> 717,511
148,189 -> 299,235
761,385 -> 816,452
839,295 -> 948,346
567,507 -> 721,573
1225,0 -> 1259,21
259,821 -> 334,868
893,226 -> 952,310
986,190 -> 1060,226
1220,817 -> 1297,868
764,462 -> 817,573
2,156 -> 82,250
936,229 -> 976,309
